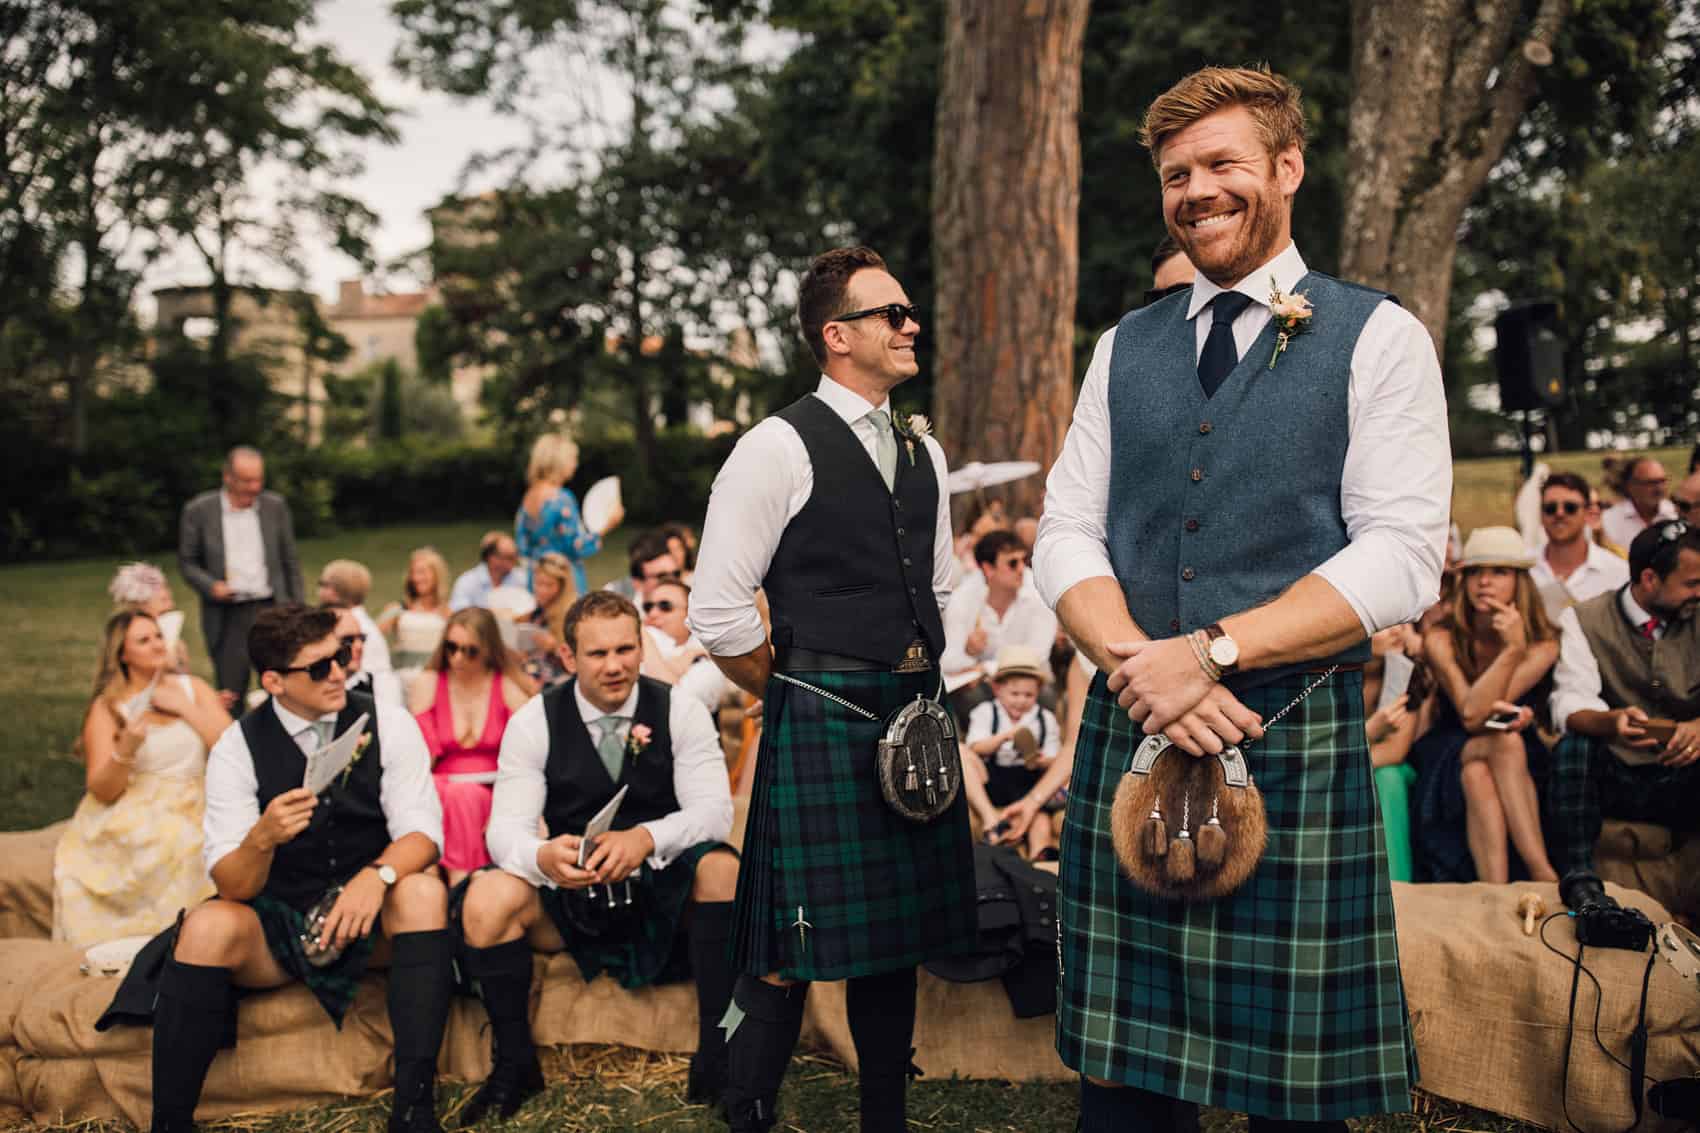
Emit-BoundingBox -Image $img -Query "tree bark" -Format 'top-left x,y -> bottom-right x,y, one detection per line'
1339,0 -> 1567,357
930,0 -> 1090,522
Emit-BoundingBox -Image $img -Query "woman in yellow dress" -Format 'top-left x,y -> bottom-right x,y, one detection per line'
52,610 -> 231,949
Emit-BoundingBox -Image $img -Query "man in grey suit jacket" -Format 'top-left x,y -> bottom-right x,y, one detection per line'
179,446 -> 304,701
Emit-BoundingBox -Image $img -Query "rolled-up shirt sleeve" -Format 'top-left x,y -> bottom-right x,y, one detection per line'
1034,329 -> 1119,610
1311,304 -> 1451,634
373,703 -> 444,853
487,696 -> 553,888
1550,606 -> 1609,733
202,720 -> 259,876
639,695 -> 735,870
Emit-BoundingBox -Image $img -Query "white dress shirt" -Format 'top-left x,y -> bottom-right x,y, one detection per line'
486,683 -> 734,887
1033,243 -> 1451,636
219,492 -> 271,599
449,563 -> 532,612
939,573 -> 1059,681
965,699 -> 1061,768
1531,541 -> 1630,615
351,605 -> 401,705
1600,498 -> 1678,553
689,375 -> 956,657
1550,587 -> 1665,735
202,698 -> 444,875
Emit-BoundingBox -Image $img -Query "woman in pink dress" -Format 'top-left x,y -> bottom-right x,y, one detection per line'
409,608 -> 536,883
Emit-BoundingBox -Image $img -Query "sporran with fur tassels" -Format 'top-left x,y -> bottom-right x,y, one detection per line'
1111,737 -> 1266,901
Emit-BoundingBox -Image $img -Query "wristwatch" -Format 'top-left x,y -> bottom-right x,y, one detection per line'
1203,623 -> 1241,676
369,863 -> 398,887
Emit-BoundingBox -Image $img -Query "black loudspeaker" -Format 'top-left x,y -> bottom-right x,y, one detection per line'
1495,301 -> 1566,411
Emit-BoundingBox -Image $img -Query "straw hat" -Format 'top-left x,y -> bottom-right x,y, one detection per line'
1457,526 -> 1535,570
990,644 -> 1047,682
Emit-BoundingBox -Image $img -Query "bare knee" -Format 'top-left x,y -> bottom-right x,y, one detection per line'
462,871 -> 537,948
1460,761 -> 1501,806
759,971 -> 802,989
383,870 -> 448,933
1486,731 -> 1528,767
174,899 -> 262,967
690,850 -> 739,904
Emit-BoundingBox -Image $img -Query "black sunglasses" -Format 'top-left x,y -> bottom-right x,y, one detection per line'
1542,501 -> 1582,516
1141,282 -> 1191,308
644,599 -> 679,614
831,302 -> 919,331
443,641 -> 482,660
282,643 -> 353,682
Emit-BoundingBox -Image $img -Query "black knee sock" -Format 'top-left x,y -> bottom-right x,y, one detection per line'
845,967 -> 918,1133
723,975 -> 808,1132
688,901 -> 736,1074
1248,1118 -> 1348,1133
387,930 -> 454,1110
465,938 -> 536,1067
1076,1078 -> 1190,1133
150,960 -> 232,1132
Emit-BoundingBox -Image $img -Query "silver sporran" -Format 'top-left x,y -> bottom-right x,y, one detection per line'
876,695 -> 961,823
299,886 -> 346,968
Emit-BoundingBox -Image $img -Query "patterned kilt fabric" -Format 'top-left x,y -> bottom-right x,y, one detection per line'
1057,670 -> 1417,1120
1546,733 -> 1700,878
538,840 -> 729,989
250,894 -> 378,1025
731,667 -> 977,981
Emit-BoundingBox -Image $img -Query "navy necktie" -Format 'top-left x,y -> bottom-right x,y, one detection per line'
1198,291 -> 1253,398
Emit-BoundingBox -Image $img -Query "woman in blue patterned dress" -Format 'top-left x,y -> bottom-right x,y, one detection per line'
514,433 -> 623,597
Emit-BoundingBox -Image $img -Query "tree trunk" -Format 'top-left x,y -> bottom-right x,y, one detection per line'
930,0 -> 1090,522
1339,0 -> 1567,357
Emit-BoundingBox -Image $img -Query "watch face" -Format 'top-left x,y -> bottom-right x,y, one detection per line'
1209,636 -> 1240,667
377,865 -> 398,885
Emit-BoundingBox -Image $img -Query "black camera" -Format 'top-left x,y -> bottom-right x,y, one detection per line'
1559,871 -> 1654,952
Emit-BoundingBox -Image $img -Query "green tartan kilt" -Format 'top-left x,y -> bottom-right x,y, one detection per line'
251,894 -> 378,1026
1057,670 -> 1417,1120
730,667 -> 977,981
538,840 -> 731,990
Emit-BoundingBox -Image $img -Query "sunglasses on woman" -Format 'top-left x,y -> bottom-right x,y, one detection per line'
281,643 -> 354,682
443,641 -> 482,660
1542,500 -> 1582,516
831,302 -> 920,331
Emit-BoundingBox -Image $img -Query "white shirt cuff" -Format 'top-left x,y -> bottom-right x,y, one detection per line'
1032,530 -> 1116,611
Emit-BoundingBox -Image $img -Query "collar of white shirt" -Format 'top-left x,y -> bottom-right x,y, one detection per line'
272,698 -> 342,741
1619,586 -> 1661,636
575,681 -> 640,728
814,374 -> 892,427
220,490 -> 256,516
1186,242 -> 1307,324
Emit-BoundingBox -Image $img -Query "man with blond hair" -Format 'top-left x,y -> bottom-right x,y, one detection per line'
1035,66 -> 1449,1131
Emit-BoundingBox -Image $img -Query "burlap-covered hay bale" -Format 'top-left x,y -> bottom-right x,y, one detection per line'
0,823 -> 64,940
1396,880 -> 1697,1133
1596,819 -> 1700,926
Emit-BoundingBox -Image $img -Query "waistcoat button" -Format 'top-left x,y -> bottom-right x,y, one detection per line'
1169,618 -> 1181,632
903,556 -> 913,567
1181,567 -> 1196,581
1185,519 -> 1200,532
1190,468 -> 1203,482
896,526 -> 906,536
1199,422 -> 1212,435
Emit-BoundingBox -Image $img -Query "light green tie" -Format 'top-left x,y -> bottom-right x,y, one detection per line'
866,408 -> 897,491
595,717 -> 627,781
311,719 -> 335,752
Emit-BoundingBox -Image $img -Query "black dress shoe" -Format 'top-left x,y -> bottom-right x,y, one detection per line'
458,1056 -> 545,1126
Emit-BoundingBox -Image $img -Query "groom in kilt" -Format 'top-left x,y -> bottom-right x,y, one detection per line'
1033,67 -> 1451,1131
691,245 -> 976,1132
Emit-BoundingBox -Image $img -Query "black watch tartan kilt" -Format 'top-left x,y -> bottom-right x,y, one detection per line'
251,894 -> 379,1025
1056,669 -> 1417,1121
537,840 -> 732,990
730,667 -> 977,981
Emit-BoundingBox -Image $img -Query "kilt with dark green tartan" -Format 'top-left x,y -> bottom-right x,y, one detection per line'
730,667 -> 977,981
250,894 -> 378,1025
1545,733 -> 1700,879
1057,670 -> 1417,1120
538,840 -> 729,990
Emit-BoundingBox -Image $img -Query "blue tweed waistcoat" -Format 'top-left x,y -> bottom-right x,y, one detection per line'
1105,272 -> 1389,690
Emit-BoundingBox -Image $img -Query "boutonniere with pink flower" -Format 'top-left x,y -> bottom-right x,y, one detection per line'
895,413 -> 932,465
1267,277 -> 1314,369
626,723 -> 654,761
339,732 -> 373,788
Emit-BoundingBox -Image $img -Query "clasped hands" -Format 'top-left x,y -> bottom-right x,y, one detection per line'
536,826 -> 655,889
1105,635 -> 1264,757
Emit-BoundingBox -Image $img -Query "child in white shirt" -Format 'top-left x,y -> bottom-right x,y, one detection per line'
962,646 -> 1060,860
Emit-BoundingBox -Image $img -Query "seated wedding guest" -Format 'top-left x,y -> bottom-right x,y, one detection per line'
515,432 -> 624,598
960,647 -> 1061,861
952,498 -> 1009,579
1601,456 -> 1679,550
316,559 -> 398,703
1412,527 -> 1561,883
521,552 -> 576,690
1586,485 -> 1628,558
940,530 -> 1057,701
661,522 -> 699,585
108,561 -> 192,672
377,547 -> 452,689
322,603 -> 401,706
1546,520 -> 1700,899
451,531 -> 531,612
409,608 -> 535,883
1674,467 -> 1700,521
987,644 -> 1094,851
607,528 -> 680,602
136,604 -> 452,1133
641,578 -> 732,713
1531,472 -> 1630,619
54,611 -> 230,950
1361,624 -> 1434,883
459,591 -> 737,1120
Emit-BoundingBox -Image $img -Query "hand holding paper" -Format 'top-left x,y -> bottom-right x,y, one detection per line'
302,713 -> 371,796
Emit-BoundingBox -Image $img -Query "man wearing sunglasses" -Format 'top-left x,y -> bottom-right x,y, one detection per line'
1601,456 -> 1679,551
1674,469 -> 1700,522
1530,472 -> 1629,618
691,245 -> 974,1132
135,604 -> 453,1133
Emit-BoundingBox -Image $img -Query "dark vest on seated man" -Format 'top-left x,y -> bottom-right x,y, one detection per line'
536,675 -> 728,989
